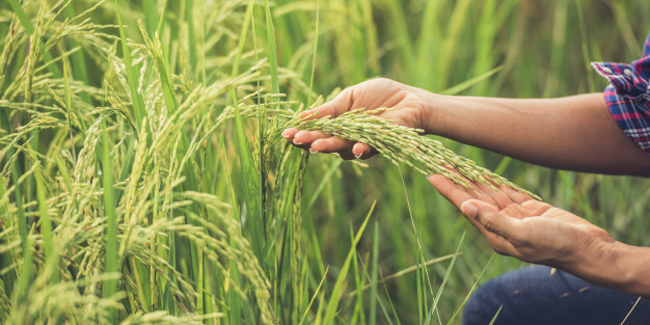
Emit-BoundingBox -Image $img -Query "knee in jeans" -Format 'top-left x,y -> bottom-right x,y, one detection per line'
462,281 -> 504,325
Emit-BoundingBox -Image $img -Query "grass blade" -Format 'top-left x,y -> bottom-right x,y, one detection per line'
306,1 -> 319,107
488,306 -> 503,325
323,200 -> 376,323
370,222 -> 379,325
114,0 -> 146,132
101,116 -> 118,319
34,162 -> 57,284
446,254 -> 494,325
186,0 -> 197,78
229,0 -> 266,263
425,232 -> 465,325
7,0 -> 34,34
298,266 -> 329,325
1,112 -> 32,304
264,0 -> 280,96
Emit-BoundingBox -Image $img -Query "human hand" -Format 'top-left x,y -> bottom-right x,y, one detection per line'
282,78 -> 433,160
427,174 -> 616,268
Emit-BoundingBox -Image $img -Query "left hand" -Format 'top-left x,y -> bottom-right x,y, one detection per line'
427,174 -> 616,267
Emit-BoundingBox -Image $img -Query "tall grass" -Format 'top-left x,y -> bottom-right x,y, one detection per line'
1,0 -> 649,324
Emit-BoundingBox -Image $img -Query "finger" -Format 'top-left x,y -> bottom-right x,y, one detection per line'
443,166 -> 486,197
292,130 -> 331,146
463,200 -> 523,242
427,174 -> 478,209
311,136 -> 355,153
281,128 -> 299,142
301,87 -> 353,120
352,142 -> 376,159
499,185 -> 535,205
468,181 -> 503,208
458,200 -> 518,256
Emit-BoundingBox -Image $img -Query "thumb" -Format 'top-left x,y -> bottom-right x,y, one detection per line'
460,199 -> 496,219
460,200 -> 520,240
301,88 -> 353,120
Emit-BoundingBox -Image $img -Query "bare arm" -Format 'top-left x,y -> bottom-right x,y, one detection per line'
283,78 -> 650,176
427,92 -> 650,176
580,241 -> 650,298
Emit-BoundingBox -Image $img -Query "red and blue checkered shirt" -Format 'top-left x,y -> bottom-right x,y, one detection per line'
592,31 -> 650,155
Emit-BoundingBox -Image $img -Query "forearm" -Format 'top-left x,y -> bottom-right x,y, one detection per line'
422,92 -> 650,176
566,240 -> 650,298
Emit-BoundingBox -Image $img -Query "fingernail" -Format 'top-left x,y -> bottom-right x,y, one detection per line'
461,202 -> 478,219
281,130 -> 291,139
354,152 -> 362,159
309,147 -> 318,154
293,140 -> 303,145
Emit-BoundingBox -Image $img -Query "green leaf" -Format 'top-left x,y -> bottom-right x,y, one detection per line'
229,0 -> 265,263
425,232 -> 465,325
7,0 -> 34,34
114,0 -> 146,132
323,200 -> 376,323
34,163 -> 57,284
1,113 -> 31,303
101,116 -> 118,319
231,92 -> 265,262
263,0 -> 279,96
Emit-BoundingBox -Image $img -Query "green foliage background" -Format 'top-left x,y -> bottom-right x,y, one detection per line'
0,0 -> 649,324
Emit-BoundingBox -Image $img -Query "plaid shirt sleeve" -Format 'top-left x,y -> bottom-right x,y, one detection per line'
591,31 -> 650,155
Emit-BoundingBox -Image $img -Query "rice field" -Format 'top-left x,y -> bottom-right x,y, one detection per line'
0,0 -> 649,324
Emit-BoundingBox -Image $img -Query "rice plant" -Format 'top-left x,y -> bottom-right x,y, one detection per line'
1,0 -> 649,324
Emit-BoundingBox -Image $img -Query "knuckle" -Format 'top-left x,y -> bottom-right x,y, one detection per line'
370,77 -> 398,88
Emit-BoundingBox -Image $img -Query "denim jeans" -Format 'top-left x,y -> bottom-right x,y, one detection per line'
462,265 -> 650,325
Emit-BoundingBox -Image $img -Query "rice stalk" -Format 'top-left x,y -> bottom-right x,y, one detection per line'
287,107 -> 538,198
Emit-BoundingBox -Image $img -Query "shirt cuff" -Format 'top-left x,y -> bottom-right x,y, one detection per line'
591,60 -> 650,155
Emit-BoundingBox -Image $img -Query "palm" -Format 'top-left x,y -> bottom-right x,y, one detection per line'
428,174 -> 615,266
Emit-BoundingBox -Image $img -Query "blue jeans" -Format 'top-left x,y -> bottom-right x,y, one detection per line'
462,266 -> 650,325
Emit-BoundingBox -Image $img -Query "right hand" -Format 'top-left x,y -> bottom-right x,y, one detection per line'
282,78 -> 434,160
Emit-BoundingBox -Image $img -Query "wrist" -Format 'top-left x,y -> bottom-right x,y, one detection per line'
566,237 -> 650,296
560,234 -> 616,276
600,241 -> 650,296
415,91 -> 476,140
413,88 -> 450,135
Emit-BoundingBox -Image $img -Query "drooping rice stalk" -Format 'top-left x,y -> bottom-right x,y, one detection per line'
287,107 -> 539,198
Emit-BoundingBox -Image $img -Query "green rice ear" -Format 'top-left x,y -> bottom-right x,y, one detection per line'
288,108 -> 539,199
